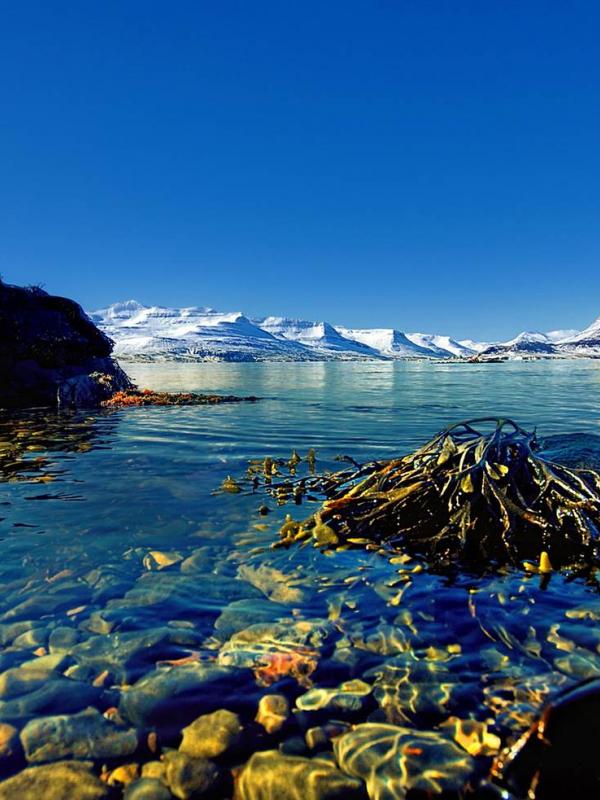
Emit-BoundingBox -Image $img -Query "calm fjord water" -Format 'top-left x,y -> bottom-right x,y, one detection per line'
1,360 -> 600,791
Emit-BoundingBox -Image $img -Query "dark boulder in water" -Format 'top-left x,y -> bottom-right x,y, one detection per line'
489,677 -> 600,799
0,279 -> 130,408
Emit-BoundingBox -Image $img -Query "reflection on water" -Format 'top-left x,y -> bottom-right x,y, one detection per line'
0,410 -> 118,485
0,361 -> 600,795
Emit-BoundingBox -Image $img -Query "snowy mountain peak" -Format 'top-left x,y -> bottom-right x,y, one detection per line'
90,301 -> 600,362
406,333 -> 475,358
545,329 -> 580,343
563,316 -> 600,344
256,317 -> 381,357
90,299 -> 147,321
505,331 -> 551,346
337,328 -> 434,358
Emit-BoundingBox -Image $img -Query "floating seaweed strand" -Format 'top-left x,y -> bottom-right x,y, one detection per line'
235,418 -> 600,570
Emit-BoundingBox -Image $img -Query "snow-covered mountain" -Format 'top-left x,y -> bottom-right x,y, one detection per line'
337,328 -> 436,358
255,318 -> 381,359
546,329 -> 579,343
558,317 -> 600,356
90,301 -> 600,362
477,321 -> 600,359
405,333 -> 475,358
478,331 -> 559,359
90,303 -> 317,362
458,339 -> 492,354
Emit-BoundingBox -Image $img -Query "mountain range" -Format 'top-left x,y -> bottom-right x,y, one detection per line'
89,301 -> 600,362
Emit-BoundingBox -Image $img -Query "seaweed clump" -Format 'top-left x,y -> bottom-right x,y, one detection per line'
102,389 -> 258,407
242,419 -> 600,570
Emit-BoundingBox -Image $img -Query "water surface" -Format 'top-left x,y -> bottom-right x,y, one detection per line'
1,360 -> 600,793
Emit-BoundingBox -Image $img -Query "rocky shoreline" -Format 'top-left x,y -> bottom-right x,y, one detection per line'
0,281 -> 256,411
0,280 -> 131,409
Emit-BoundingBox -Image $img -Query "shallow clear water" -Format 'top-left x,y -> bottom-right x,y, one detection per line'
1,360 -> 600,793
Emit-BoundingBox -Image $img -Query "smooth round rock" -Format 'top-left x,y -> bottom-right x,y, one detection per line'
0,760 -> 109,800
124,778 -> 173,800
119,663 -> 256,733
0,722 -> 20,766
20,708 -> 138,763
163,751 -> 222,799
48,627 -> 80,653
334,723 -> 475,798
255,694 -> 290,734
141,761 -> 167,781
179,709 -> 242,759
235,750 -> 367,800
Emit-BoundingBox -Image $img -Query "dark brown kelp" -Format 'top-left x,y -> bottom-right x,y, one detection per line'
241,419 -> 600,569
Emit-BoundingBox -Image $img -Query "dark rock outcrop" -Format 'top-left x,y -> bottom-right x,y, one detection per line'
0,280 -> 131,408
490,677 -> 600,799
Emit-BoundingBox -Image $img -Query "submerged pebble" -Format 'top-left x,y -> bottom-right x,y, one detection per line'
296,679 -> 372,715
124,777 -> 174,800
255,694 -> 290,734
119,663 -> 257,732
179,709 -> 242,759
0,722 -> 20,767
334,723 -> 476,798
162,750 -> 222,799
235,749 -> 367,800
0,760 -> 110,800
20,707 -> 138,763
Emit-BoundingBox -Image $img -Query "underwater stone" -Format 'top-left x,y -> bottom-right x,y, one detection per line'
218,620 -> 331,688
20,653 -> 72,673
141,761 -> 168,782
163,751 -> 222,799
235,750 -> 367,800
334,723 -> 475,799
0,722 -> 20,767
124,778 -> 173,800
296,680 -> 372,715
119,663 -> 257,733
20,707 -> 138,763
305,722 -> 351,751
180,547 -> 222,575
237,563 -> 308,605
439,716 -> 501,757
48,626 -> 80,653
0,760 -> 110,800
12,627 -> 50,649
0,677 -> 102,723
179,708 -> 242,759
214,598 -> 288,640
554,651 -> 600,680
0,620 -> 47,647
2,588 -> 91,624
255,694 -> 291,734
366,656 -> 476,725
278,736 -> 309,757
69,626 -> 202,684
143,551 -> 184,572
490,677 -> 600,799
0,667 -> 53,700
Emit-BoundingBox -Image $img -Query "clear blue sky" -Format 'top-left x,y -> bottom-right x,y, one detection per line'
2,1 -> 599,339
